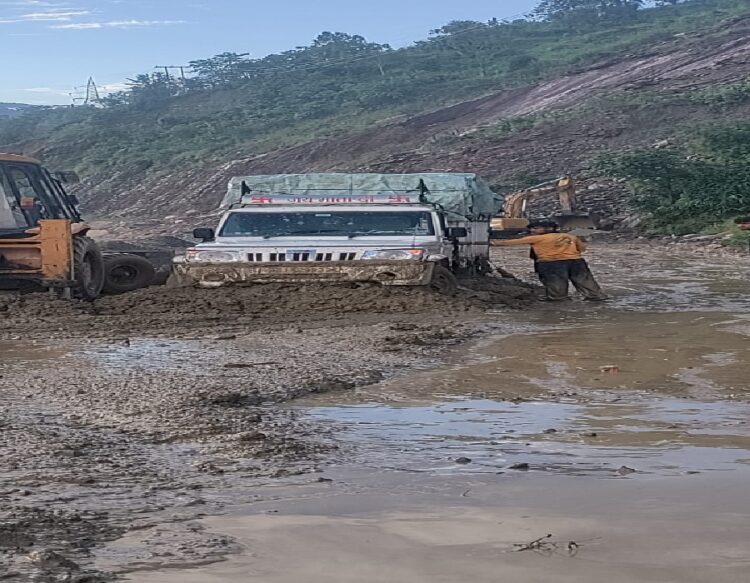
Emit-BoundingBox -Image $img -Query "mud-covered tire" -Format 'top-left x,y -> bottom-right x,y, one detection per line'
102,254 -> 156,295
72,236 -> 105,301
429,265 -> 458,295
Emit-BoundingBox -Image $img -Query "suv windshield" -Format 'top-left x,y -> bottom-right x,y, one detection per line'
220,211 -> 436,238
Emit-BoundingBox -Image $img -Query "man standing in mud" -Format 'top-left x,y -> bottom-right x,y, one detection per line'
493,220 -> 606,301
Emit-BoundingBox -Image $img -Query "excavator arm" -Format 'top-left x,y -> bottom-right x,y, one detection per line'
502,177 -> 576,219
491,177 -> 596,238
556,177 -> 576,215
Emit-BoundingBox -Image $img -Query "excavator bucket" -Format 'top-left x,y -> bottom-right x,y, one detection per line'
553,178 -> 598,231
554,213 -> 598,232
491,176 -> 601,238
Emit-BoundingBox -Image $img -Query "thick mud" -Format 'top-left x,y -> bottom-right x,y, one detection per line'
0,276 -> 534,340
1,242 -> 750,582
0,273 -> 534,581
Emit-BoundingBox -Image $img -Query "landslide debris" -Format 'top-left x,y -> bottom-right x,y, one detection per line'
0,276 -> 535,340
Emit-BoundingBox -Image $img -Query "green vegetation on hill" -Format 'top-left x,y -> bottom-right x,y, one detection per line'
0,0 -> 745,179
0,103 -> 41,120
598,123 -> 750,235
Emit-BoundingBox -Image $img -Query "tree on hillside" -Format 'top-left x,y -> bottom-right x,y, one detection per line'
189,52 -> 251,87
312,32 -> 390,57
533,0 -> 646,22
306,32 -> 391,76
121,73 -> 181,108
424,20 -> 529,79
427,21 -> 497,77
187,34 -> 390,88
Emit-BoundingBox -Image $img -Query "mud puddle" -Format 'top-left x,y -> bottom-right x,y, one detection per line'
83,339 -> 211,373
0,341 -> 68,363
306,396 -> 750,475
295,268 -> 750,477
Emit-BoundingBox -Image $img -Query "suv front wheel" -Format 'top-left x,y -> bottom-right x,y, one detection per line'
429,265 -> 458,295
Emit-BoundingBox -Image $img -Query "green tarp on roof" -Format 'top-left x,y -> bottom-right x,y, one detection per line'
222,173 -> 504,220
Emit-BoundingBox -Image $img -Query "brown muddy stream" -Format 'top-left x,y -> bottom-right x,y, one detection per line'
136,245 -> 750,583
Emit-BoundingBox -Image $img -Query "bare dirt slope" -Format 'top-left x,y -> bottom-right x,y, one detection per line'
80,16 -> 750,223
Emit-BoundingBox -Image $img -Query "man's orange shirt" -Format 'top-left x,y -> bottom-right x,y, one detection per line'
493,233 -> 586,262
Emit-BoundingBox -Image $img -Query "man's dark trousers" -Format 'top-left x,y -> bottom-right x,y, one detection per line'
536,259 -> 605,301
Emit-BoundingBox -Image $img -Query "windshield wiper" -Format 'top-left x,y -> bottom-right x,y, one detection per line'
262,230 -> 345,239
348,231 -> 418,238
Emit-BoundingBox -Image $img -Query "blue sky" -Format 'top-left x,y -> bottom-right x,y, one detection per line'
1,0 -> 539,105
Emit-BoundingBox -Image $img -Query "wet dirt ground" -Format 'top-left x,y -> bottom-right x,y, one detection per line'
1,242 -> 750,582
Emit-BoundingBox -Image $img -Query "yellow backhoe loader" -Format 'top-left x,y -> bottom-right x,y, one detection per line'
491,177 -> 597,238
0,154 -> 156,300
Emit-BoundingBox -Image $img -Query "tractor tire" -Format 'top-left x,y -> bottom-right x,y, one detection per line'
429,265 -> 458,295
72,236 -> 105,301
102,254 -> 156,295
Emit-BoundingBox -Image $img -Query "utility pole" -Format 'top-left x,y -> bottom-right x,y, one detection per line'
154,65 -> 188,82
70,77 -> 102,107
84,77 -> 101,106
68,77 -> 104,107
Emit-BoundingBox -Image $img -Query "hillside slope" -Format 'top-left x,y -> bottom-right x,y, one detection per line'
2,1 -> 749,231
80,14 -> 750,228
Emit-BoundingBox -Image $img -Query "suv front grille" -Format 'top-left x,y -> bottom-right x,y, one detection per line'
246,251 -> 359,262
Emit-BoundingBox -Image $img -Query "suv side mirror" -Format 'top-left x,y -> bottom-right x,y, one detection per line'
54,170 -> 81,184
445,227 -> 468,239
193,227 -> 215,242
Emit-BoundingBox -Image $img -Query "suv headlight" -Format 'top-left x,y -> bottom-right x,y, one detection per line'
361,249 -> 425,261
186,249 -> 239,263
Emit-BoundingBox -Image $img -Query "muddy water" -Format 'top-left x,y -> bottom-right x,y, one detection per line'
0,341 -> 68,363
134,245 -> 750,583
131,473 -> 750,583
